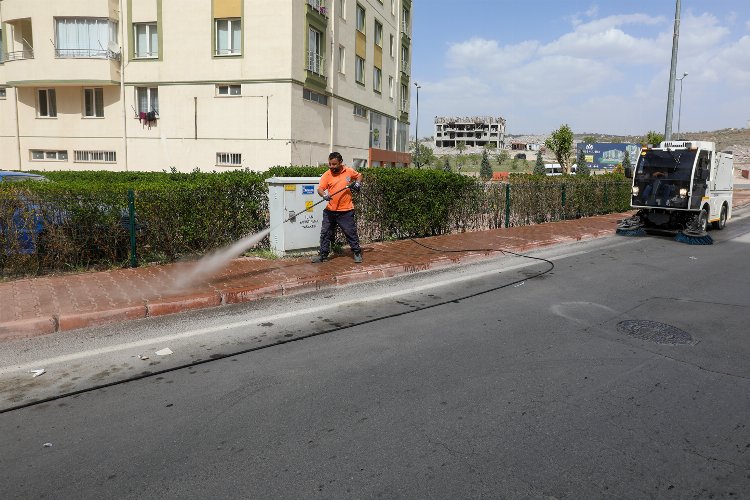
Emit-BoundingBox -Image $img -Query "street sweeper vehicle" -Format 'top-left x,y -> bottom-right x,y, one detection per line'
617,140 -> 733,245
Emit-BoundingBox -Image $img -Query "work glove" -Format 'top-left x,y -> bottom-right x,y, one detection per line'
349,181 -> 362,192
322,192 -> 332,201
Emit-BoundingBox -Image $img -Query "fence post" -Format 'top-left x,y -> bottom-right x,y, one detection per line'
128,189 -> 138,268
561,183 -> 567,219
504,183 -> 511,228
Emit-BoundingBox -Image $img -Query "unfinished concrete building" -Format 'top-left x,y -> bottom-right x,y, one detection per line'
434,116 -> 506,149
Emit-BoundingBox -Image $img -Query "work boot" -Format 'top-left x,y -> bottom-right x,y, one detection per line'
353,252 -> 362,264
311,254 -> 328,263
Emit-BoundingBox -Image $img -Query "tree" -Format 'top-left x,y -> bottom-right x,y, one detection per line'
644,131 -> 665,146
410,141 -> 435,169
480,149 -> 493,181
621,150 -> 632,174
484,142 -> 497,152
443,156 -> 451,172
533,150 -> 546,175
455,141 -> 466,155
544,124 -> 575,174
576,148 -> 591,176
495,150 -> 509,168
582,136 -> 597,144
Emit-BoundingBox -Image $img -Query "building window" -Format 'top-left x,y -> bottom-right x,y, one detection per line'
353,104 -> 367,118
216,84 -> 241,96
136,87 -> 159,114
215,18 -> 241,56
0,88 -> 6,99
391,0 -> 396,16
339,0 -> 346,19
355,56 -> 365,85
74,150 -> 117,163
30,150 -> 68,162
401,44 -> 409,72
307,27 -> 324,76
216,153 -> 242,167
37,89 -> 57,118
83,88 -> 104,117
338,45 -> 346,74
134,22 -> 158,58
55,18 -> 118,58
400,83 -> 408,111
303,88 -> 328,105
389,34 -> 395,57
388,76 -> 394,99
0,28 -> 4,63
402,7 -> 410,35
356,4 -> 366,33
373,67 -> 382,93
374,20 -> 383,46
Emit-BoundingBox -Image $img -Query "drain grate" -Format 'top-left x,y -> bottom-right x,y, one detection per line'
617,320 -> 694,345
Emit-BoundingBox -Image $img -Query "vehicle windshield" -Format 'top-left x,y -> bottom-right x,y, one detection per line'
634,149 -> 696,182
1,175 -> 47,183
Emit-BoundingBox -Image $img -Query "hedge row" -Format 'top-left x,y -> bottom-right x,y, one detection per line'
0,168 -> 629,277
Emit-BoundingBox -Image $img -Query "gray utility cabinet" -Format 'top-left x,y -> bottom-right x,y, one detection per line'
266,177 -> 324,255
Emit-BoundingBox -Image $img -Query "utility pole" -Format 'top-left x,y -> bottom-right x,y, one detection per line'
664,0 -> 681,141
414,82 -> 421,168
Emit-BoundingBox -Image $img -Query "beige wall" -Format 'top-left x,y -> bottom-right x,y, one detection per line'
0,0 -> 412,172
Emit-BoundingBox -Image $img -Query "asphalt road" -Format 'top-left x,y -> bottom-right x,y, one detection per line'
2,210 -> 750,499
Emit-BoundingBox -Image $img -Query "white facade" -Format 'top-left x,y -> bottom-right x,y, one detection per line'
0,0 -> 413,172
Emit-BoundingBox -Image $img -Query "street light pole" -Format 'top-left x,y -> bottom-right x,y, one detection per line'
414,82 -> 421,168
664,0 -> 681,141
677,72 -> 688,140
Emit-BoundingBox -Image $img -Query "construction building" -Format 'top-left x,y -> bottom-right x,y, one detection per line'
0,0 -> 412,172
434,116 -> 506,149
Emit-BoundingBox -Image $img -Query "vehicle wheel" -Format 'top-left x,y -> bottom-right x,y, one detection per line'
712,205 -> 727,230
697,209 -> 708,232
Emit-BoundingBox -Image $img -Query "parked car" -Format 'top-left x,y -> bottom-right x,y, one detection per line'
0,171 -> 51,254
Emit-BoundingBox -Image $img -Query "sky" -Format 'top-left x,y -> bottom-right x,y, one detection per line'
410,0 -> 750,137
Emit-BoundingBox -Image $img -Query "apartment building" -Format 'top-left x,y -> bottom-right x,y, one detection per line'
0,0 -> 412,172
434,116 -> 506,149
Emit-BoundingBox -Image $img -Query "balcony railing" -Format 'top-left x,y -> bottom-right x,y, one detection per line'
401,60 -> 410,74
401,20 -> 410,36
400,100 -> 409,113
306,51 -> 326,78
307,0 -> 328,16
55,48 -> 121,61
4,49 -> 34,62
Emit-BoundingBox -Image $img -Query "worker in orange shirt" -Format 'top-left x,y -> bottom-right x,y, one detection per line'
311,152 -> 363,263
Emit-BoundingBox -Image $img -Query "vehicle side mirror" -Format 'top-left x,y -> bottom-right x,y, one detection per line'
624,167 -> 632,179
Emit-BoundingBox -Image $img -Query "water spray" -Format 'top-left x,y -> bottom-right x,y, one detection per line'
174,184 -> 354,289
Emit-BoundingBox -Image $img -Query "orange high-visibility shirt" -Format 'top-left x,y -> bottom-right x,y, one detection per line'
318,166 -> 362,211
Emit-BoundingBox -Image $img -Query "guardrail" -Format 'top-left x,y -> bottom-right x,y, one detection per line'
306,51 -> 326,77
55,48 -> 121,60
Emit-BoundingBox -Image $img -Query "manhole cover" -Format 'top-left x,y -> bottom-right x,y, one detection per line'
616,320 -> 694,345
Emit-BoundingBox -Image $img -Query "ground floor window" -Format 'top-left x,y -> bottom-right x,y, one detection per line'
74,150 -> 117,163
216,152 -> 242,166
216,84 -> 241,96
31,150 -> 68,161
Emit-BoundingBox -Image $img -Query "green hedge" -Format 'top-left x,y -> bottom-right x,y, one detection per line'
1,168 -> 630,277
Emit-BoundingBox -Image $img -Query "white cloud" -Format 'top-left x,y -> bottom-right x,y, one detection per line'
420,10 -> 750,135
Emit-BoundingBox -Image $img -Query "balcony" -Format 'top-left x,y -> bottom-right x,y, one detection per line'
401,60 -> 410,75
306,0 -> 328,17
306,51 -> 326,78
3,49 -> 35,62
55,48 -> 121,61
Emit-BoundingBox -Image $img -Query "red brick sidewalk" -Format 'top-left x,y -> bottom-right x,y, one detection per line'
0,212 -> 631,340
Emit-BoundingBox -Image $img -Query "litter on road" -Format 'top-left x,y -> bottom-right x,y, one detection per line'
138,354 -> 149,360
155,348 -> 173,356
42,443 -> 52,448
30,369 -> 46,378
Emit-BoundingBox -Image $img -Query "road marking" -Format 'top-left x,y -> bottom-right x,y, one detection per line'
0,238 -> 639,374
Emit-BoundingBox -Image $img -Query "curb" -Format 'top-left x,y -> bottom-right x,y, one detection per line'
0,213 -> 631,340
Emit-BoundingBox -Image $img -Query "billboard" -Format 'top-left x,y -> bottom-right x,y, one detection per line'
577,143 -> 641,170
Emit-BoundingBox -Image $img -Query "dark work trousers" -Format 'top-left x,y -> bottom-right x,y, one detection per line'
319,209 -> 361,256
